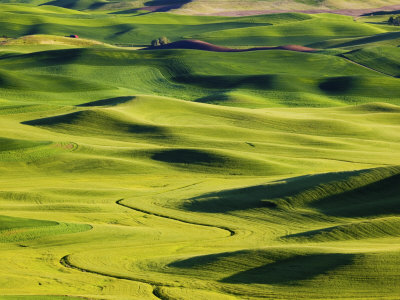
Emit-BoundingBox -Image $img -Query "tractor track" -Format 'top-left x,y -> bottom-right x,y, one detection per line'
116,198 -> 236,237
339,54 -> 396,78
60,255 -> 168,300
59,198 -> 236,300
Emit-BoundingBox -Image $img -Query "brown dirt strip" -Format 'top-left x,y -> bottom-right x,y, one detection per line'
143,39 -> 316,53
202,4 -> 400,17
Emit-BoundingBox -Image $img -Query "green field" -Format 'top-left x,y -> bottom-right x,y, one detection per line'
0,0 -> 398,14
1,1 -> 400,299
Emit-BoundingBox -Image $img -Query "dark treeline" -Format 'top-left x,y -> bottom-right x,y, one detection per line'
388,16 -> 400,26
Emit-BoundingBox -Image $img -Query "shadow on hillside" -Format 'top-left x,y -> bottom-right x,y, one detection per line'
169,249 -> 355,285
174,74 -> 277,90
330,32 -> 400,49
42,0 -> 76,9
22,110 -> 168,135
312,173 -> 400,217
221,253 -> 354,285
184,167 -> 400,217
77,96 -> 135,107
112,0 -> 191,13
319,76 -> 360,94
145,0 -> 190,5
88,1 -> 107,9
362,10 -> 400,16
183,170 -> 365,213
112,24 -> 135,36
144,0 -> 191,11
151,149 -> 226,165
24,24 -> 45,36
7,49 -> 85,68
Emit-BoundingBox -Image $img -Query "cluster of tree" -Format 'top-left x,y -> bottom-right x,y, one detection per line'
151,36 -> 170,47
388,16 -> 400,26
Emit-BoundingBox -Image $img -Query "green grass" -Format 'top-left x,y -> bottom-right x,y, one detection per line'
0,4 -> 397,46
1,45 -> 400,107
1,3 -> 400,300
175,0 -> 400,14
0,297 -> 83,300
0,215 -> 91,242
1,93 -> 400,299
191,14 -> 395,46
342,46 -> 400,77
3,0 -> 398,13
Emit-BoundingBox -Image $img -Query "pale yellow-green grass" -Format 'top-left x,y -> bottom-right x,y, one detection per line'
1,93 -> 400,299
1,6 -> 400,299
1,35 -> 105,47
174,0 -> 400,14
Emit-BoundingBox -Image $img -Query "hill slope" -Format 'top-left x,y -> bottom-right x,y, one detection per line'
1,3 -> 400,300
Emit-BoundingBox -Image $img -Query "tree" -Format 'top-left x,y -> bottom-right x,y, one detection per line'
151,39 -> 160,47
150,36 -> 170,47
388,16 -> 400,26
159,36 -> 170,45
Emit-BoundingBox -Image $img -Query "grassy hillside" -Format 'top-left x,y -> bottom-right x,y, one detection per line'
173,0 -> 400,15
342,46 -> 400,77
0,4 -> 399,46
1,3 -> 400,300
0,0 -> 398,13
1,44 -> 400,107
1,93 -> 400,299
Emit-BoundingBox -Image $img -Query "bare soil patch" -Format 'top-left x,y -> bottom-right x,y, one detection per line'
143,40 -> 316,53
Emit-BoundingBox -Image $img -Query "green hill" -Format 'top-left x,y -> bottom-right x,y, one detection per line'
1,0 -> 397,14
342,46 -> 400,77
1,3 -> 400,300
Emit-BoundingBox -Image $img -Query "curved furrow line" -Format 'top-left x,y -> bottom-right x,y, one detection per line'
116,198 -> 236,237
338,54 -> 395,77
58,198 -> 236,300
60,255 -> 168,300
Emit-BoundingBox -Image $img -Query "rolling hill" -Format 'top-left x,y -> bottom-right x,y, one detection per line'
0,1 -> 400,300
1,0 -> 399,15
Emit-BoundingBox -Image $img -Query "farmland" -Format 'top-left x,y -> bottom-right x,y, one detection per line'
0,1 -> 400,299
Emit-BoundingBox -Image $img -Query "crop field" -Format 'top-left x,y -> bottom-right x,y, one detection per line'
0,1 -> 400,299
